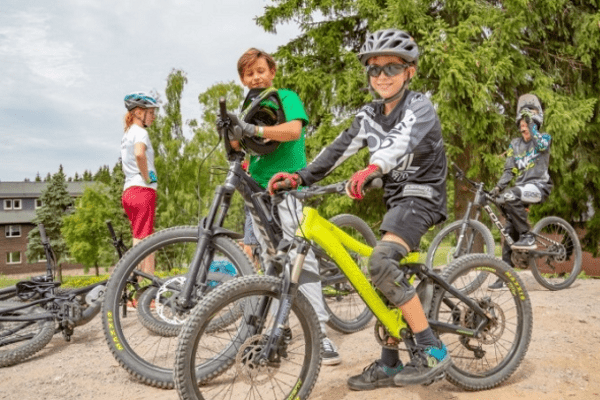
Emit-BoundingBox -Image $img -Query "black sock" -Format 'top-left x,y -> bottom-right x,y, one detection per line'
380,347 -> 401,368
415,327 -> 441,348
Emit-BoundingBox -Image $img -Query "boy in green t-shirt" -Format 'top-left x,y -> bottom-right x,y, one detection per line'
227,48 -> 341,366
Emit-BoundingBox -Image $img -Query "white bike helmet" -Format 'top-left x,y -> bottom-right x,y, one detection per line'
358,29 -> 419,66
516,93 -> 544,129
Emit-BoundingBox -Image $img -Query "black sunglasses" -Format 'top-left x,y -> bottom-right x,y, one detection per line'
366,63 -> 407,78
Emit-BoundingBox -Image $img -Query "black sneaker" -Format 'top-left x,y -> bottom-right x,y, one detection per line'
393,343 -> 451,386
347,360 -> 404,391
511,233 -> 537,250
322,337 -> 341,365
488,278 -> 505,290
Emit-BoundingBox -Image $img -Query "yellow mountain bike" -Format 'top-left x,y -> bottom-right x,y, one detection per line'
174,181 -> 533,400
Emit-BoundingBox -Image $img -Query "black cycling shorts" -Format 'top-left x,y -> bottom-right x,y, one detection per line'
379,197 -> 443,251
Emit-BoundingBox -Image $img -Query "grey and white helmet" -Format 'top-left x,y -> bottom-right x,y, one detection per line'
516,93 -> 544,129
124,92 -> 159,111
358,29 -> 419,66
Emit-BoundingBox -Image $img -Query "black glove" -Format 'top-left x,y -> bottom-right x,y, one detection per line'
490,187 -> 501,198
227,112 -> 257,138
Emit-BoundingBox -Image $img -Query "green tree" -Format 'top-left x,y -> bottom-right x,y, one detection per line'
62,183 -> 114,275
257,0 -> 600,253
27,165 -> 73,281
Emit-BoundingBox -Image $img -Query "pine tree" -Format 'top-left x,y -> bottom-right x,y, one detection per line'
27,165 -> 73,281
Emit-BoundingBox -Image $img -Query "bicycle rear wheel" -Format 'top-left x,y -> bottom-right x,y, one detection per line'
319,214 -> 376,334
0,301 -> 55,367
102,226 -> 253,388
430,254 -> 533,390
174,275 -> 322,400
530,216 -> 582,290
427,219 -> 495,293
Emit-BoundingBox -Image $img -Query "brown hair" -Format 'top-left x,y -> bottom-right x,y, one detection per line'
237,48 -> 277,78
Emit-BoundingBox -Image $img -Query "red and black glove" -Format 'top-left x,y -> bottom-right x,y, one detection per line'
267,172 -> 303,195
346,164 -> 382,200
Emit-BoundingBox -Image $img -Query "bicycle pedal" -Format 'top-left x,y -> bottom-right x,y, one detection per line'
423,371 -> 445,386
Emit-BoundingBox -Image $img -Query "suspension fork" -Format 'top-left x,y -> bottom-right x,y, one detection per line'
452,201 -> 476,258
178,168 -> 238,308
259,239 -> 308,362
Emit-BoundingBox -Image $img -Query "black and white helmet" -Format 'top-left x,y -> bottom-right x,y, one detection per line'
358,29 -> 419,66
124,92 -> 159,111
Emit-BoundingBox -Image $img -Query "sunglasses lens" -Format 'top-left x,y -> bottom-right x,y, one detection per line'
367,63 -> 406,77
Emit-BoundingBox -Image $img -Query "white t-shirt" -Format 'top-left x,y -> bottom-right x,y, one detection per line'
121,124 -> 158,191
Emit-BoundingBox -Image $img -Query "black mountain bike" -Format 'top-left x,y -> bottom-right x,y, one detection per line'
101,98 -> 376,388
427,164 -> 582,291
0,221 -> 126,367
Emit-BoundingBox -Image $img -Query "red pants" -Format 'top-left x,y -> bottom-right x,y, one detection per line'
122,186 -> 156,239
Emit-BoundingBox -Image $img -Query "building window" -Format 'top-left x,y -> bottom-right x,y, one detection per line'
5,225 -> 21,238
36,199 -> 43,209
6,251 -> 21,264
3,199 -> 22,210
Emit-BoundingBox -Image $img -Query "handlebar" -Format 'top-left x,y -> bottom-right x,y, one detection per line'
286,178 -> 383,200
38,224 -> 49,245
106,220 -> 116,238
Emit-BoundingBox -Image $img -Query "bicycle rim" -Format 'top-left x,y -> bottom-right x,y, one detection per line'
531,217 -> 582,290
175,275 -> 322,400
431,254 -> 533,390
102,226 -> 253,388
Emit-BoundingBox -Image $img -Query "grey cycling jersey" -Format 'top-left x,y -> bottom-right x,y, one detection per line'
496,128 -> 552,191
297,91 -> 447,218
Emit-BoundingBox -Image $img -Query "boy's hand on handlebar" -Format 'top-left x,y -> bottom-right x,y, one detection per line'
346,164 -> 382,200
490,186 -> 501,197
227,112 -> 257,138
268,172 -> 303,195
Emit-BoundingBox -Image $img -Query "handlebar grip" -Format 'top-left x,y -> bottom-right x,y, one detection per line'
219,97 -> 227,119
38,224 -> 48,245
368,178 -> 383,189
106,220 -> 116,238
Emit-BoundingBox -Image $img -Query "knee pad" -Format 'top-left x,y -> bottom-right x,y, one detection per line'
368,241 -> 416,307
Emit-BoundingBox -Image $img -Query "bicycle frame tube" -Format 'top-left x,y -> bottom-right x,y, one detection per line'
296,207 -> 408,339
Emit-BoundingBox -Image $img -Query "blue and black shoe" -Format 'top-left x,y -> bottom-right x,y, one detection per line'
347,360 -> 404,391
393,342 -> 451,386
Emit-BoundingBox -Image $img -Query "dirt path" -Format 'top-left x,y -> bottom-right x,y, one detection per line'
1,273 -> 599,400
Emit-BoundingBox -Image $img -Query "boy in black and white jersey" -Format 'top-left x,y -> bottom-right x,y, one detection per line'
269,28 -> 450,390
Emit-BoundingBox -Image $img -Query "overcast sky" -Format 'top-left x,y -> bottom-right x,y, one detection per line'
0,0 -> 299,182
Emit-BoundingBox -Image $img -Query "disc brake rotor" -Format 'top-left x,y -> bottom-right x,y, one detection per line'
155,276 -> 187,325
235,334 -> 275,385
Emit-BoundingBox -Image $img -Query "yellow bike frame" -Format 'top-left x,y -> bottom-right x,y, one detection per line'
295,207 -> 419,339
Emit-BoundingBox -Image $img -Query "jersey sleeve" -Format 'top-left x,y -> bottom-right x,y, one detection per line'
132,127 -> 151,149
279,89 -> 309,127
297,113 -> 368,185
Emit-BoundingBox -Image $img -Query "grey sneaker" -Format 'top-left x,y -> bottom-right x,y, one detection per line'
347,360 -> 404,390
488,278 -> 505,290
322,337 -> 341,365
511,233 -> 537,250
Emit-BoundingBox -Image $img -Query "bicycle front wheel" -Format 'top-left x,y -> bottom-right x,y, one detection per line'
427,219 -> 495,292
102,226 -> 253,389
319,214 -> 376,334
174,275 -> 322,400
430,254 -> 533,390
0,301 -> 55,367
530,216 -> 582,290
